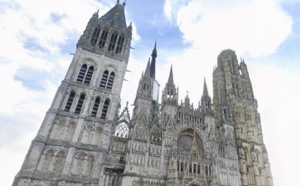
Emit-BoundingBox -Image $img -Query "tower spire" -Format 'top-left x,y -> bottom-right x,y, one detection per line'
167,65 -> 174,85
150,41 -> 157,79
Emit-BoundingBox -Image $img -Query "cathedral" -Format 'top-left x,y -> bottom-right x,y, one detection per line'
13,2 -> 274,186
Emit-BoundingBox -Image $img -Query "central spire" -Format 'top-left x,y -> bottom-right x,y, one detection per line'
150,41 -> 157,79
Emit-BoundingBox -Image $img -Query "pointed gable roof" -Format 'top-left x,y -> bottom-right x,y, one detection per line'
100,3 -> 127,29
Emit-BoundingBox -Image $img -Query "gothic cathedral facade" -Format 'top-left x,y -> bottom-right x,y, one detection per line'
13,2 -> 273,186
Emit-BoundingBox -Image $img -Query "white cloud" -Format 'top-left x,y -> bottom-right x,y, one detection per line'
164,0 -> 292,57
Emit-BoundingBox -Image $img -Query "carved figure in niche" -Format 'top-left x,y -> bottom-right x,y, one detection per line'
239,147 -> 245,158
252,150 -> 257,161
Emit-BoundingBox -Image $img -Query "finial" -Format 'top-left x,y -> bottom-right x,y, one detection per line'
117,0 -> 120,4
123,0 -> 126,6
126,101 -> 129,107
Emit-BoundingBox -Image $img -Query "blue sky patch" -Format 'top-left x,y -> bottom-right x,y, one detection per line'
15,67 -> 47,91
23,36 -> 48,53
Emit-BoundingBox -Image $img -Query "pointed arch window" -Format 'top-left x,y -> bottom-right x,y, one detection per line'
91,96 -> 100,117
100,70 -> 109,88
100,71 -> 115,90
98,29 -> 108,48
64,91 -> 75,112
77,64 -> 94,85
90,26 -> 101,46
75,93 -> 86,114
108,32 -> 118,51
101,99 -> 110,119
76,64 -> 87,83
115,35 -> 125,53
83,66 -> 94,85
106,72 -> 115,90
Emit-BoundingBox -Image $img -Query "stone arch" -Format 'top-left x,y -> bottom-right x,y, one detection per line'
81,124 -> 94,144
40,149 -> 54,171
72,152 -> 86,175
104,64 -> 118,74
53,151 -> 65,174
63,121 -> 76,141
91,126 -> 103,145
83,155 -> 94,176
50,119 -> 66,139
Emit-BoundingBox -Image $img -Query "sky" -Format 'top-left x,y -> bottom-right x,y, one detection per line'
0,0 -> 299,185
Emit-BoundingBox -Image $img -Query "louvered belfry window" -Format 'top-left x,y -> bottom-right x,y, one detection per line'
108,33 -> 118,51
75,93 -> 85,114
101,99 -> 110,119
100,71 -> 115,90
115,35 -> 125,53
83,66 -> 94,85
64,91 -> 75,112
77,64 -> 94,85
76,64 -> 87,83
91,96 -> 100,117
99,29 -> 108,48
90,27 -> 101,46
100,70 -> 109,88
106,72 -> 115,90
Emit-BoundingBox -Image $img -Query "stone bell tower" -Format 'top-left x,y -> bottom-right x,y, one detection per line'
213,49 -> 274,186
13,1 -> 132,186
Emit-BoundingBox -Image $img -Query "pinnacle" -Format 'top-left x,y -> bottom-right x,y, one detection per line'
167,65 -> 174,85
145,58 -> 151,77
203,78 -> 208,96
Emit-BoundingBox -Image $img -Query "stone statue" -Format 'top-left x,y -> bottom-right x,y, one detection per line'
252,150 -> 257,161
239,147 -> 245,158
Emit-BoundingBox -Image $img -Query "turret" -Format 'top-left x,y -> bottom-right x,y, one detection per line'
201,78 -> 212,113
161,66 -> 178,118
77,1 -> 132,62
240,58 -> 249,78
162,66 -> 178,106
